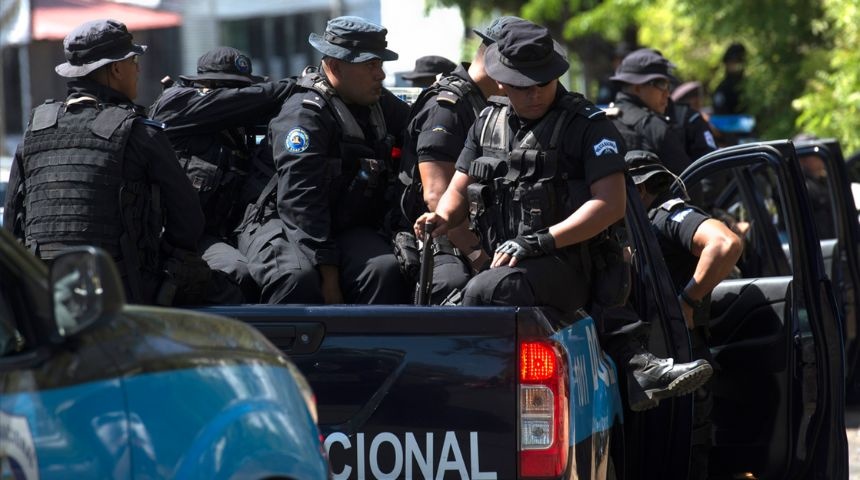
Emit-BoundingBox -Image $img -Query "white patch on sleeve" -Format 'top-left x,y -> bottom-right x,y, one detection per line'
671,208 -> 693,223
704,130 -> 717,149
593,138 -> 619,156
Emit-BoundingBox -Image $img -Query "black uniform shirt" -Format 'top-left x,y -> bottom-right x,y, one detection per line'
456,86 -> 626,187
612,92 -> 692,175
269,85 -> 409,267
409,63 -> 483,165
4,80 -> 203,251
648,196 -> 710,292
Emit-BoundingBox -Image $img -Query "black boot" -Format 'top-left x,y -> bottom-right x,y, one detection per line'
626,352 -> 713,412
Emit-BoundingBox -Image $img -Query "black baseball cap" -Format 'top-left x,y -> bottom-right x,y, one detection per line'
483,19 -> 569,87
473,16 -> 523,45
55,19 -> 147,78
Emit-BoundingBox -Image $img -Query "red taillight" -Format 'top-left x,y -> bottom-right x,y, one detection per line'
519,340 -> 569,478
520,341 -> 557,382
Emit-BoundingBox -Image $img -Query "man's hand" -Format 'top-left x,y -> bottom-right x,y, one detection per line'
414,212 -> 449,239
491,230 -> 555,268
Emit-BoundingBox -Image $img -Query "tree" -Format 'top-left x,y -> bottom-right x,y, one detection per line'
427,0 -> 856,147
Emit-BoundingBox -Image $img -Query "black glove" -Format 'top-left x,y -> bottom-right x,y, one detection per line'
495,229 -> 556,259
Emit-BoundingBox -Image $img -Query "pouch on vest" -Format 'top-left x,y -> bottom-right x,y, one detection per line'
467,182 -> 503,254
333,156 -> 387,231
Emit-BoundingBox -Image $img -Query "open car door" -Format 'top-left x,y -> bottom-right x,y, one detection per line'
793,139 -> 860,401
677,141 -> 847,479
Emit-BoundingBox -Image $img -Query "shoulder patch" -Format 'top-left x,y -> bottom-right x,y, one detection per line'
436,90 -> 459,105
704,130 -> 717,149
285,127 -> 310,153
593,138 -> 619,156
138,118 -> 166,130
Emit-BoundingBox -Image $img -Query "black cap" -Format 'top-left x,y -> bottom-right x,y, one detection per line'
309,16 -> 398,63
625,150 -> 674,185
55,19 -> 147,78
473,16 -> 523,45
484,19 -> 569,87
179,46 -> 266,85
609,48 -> 677,85
401,55 -> 456,80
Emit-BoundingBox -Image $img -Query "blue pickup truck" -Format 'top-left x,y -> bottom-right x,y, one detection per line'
203,141 -> 848,479
0,230 -> 329,479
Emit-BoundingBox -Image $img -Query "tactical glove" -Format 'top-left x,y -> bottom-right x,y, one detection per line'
495,229 -> 556,259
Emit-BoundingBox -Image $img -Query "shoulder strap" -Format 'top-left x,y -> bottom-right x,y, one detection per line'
479,96 -> 510,154
92,105 -> 136,139
31,102 -> 62,131
299,71 -> 366,143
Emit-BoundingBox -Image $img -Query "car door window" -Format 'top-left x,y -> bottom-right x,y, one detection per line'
696,164 -> 792,279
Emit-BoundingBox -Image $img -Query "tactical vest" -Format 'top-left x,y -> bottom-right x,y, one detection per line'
465,94 -> 598,253
20,97 -> 160,301
398,74 -> 486,222
311,72 -> 396,231
605,101 -> 651,152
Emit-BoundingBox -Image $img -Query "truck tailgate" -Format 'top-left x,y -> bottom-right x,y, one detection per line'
209,305 -> 518,478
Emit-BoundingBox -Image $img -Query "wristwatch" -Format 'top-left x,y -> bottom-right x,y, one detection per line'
679,290 -> 703,309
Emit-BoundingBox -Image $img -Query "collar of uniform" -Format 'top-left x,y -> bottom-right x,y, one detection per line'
66,79 -> 133,106
507,83 -> 568,129
615,91 -> 667,118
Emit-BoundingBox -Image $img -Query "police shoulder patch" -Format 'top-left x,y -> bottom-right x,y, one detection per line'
593,138 -> 619,156
285,127 -> 310,153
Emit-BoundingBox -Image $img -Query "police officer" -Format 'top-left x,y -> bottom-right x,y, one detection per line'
606,48 -> 694,176
415,19 -> 711,411
395,17 -> 515,304
150,46 -> 296,301
627,150 -> 743,479
243,16 -> 410,304
401,55 -> 457,89
3,19 -> 204,305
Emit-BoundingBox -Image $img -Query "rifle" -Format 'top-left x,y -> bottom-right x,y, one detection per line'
415,222 -> 435,305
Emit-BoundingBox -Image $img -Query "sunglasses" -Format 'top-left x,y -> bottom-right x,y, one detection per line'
504,80 -> 553,91
647,78 -> 670,92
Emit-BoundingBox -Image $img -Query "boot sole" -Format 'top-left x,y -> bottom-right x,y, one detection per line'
646,363 -> 714,401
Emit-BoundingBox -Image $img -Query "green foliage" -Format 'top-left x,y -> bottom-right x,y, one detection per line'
795,0 -> 860,153
427,0 -> 860,151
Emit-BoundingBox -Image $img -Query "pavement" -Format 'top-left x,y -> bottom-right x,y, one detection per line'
848,407 -> 860,478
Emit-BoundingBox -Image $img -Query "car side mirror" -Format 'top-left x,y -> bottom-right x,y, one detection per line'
50,247 -> 125,338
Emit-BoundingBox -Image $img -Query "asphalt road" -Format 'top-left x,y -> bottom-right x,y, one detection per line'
848,407 -> 860,478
